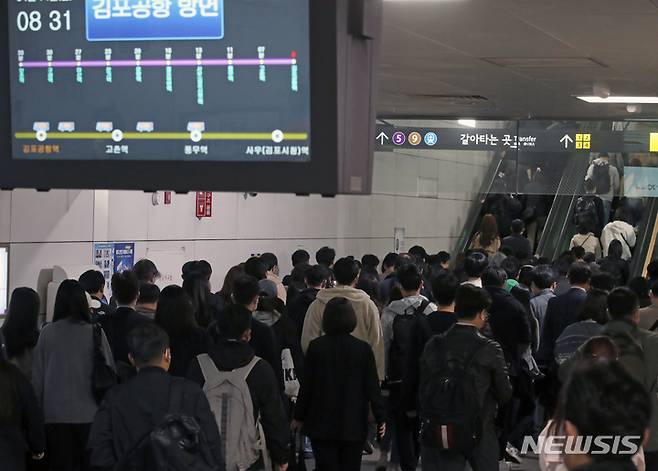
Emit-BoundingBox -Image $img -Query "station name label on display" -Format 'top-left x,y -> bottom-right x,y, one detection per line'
375,126 -> 628,153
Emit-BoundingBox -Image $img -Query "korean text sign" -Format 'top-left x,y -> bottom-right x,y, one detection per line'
86,0 -> 225,41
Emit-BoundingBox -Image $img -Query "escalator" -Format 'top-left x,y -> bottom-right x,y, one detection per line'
452,152 -> 506,255
453,119 -> 658,270
536,168 -> 658,278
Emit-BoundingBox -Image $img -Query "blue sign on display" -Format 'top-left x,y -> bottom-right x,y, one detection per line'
86,0 -> 225,41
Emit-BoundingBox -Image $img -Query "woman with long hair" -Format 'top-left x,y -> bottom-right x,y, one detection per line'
471,214 -> 502,256
1,287 -> 40,379
183,272 -> 217,328
32,280 -> 114,471
216,265 -> 245,307
0,358 -> 46,471
154,285 -> 209,377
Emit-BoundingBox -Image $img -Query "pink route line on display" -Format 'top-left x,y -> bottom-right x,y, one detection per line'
20,58 -> 296,68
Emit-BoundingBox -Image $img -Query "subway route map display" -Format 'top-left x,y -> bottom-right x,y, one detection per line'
8,0 -> 311,162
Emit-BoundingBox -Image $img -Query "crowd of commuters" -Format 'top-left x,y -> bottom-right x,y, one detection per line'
1,232 -> 658,471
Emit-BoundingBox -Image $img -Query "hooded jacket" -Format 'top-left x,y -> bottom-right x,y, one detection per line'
301,285 -> 385,380
252,309 -> 304,387
187,339 -> 290,465
380,295 -> 437,371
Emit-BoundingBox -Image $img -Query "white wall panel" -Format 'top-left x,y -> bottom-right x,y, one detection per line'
107,191 -> 149,241
10,190 -> 94,243
0,147 -> 493,294
0,191 -> 11,243
370,194 -> 396,238
9,242 -> 91,292
337,195 -> 372,239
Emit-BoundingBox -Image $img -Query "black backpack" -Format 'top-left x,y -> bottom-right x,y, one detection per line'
387,300 -> 430,384
419,336 -> 485,454
117,382 -> 218,471
592,161 -> 611,195
573,196 -> 599,229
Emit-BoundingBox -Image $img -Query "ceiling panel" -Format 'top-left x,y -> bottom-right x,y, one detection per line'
378,0 -> 658,118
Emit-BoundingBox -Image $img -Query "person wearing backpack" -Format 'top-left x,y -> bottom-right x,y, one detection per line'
187,304 -> 290,471
88,324 -> 224,471
573,179 -> 606,237
380,263 -> 437,471
417,284 -> 512,471
585,154 -> 620,225
292,297 -> 386,471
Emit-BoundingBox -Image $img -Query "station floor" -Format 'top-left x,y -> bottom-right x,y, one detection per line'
332,451 -> 540,470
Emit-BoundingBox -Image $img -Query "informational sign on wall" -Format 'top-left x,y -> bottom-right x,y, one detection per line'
624,167 -> 658,198
93,242 -> 135,290
196,192 -> 213,218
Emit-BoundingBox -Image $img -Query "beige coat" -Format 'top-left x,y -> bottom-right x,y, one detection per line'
301,285 -> 385,380
267,272 -> 287,304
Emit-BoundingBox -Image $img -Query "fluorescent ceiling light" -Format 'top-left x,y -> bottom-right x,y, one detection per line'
576,96 -> 658,104
458,119 -> 477,128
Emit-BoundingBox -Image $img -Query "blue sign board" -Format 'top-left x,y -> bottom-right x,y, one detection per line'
113,243 -> 135,273
86,0 -> 225,41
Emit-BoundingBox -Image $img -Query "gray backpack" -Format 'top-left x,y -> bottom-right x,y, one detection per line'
197,354 -> 270,471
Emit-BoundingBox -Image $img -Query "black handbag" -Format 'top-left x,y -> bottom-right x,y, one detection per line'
92,322 -> 117,403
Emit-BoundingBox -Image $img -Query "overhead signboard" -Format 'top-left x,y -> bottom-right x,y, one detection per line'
375,125 -> 642,153
0,0 -> 384,195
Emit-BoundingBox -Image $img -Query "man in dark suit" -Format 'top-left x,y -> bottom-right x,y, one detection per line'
100,270 -> 152,367
536,262 -> 591,368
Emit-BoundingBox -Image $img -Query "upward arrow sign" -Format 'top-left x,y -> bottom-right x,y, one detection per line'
376,132 -> 389,146
560,134 -> 574,149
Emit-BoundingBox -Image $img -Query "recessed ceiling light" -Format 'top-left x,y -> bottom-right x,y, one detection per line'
576,96 -> 658,104
458,119 -> 477,128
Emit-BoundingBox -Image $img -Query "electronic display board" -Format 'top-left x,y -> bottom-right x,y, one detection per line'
9,0 -> 310,162
0,0 -> 383,193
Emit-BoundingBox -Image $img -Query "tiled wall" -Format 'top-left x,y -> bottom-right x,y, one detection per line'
0,144 -> 495,295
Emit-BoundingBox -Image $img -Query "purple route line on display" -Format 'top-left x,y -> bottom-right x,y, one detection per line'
20,58 -> 296,68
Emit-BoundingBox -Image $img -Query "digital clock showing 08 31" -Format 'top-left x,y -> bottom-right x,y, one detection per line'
16,9 -> 71,32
